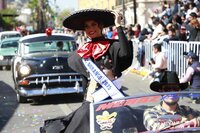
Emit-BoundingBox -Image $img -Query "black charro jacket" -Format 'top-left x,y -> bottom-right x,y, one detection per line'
68,26 -> 133,79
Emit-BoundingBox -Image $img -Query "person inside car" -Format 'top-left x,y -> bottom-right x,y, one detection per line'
56,41 -> 64,51
143,71 -> 200,131
40,9 -> 133,133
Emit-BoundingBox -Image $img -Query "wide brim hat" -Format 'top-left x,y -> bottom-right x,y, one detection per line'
150,71 -> 188,92
63,9 -> 115,30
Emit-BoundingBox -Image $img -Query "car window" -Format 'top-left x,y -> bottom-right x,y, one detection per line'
1,40 -> 19,48
23,40 -> 76,54
1,34 -> 21,40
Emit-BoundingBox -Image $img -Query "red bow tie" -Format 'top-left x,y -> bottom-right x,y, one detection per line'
77,41 -> 110,60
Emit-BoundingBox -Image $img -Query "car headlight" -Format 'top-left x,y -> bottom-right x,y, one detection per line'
19,65 -> 31,76
0,55 -> 4,60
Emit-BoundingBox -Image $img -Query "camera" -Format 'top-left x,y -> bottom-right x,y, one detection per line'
183,51 -> 188,55
149,58 -> 155,65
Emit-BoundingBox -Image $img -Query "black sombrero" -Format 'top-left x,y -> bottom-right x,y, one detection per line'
150,71 -> 188,92
63,9 -> 115,30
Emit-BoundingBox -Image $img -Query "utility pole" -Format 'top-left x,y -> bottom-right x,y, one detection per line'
38,0 -> 45,32
122,0 -> 125,26
133,0 -> 137,24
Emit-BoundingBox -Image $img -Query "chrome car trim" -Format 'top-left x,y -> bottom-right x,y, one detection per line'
19,33 -> 75,42
22,73 -> 82,85
18,86 -> 84,97
27,77 -> 82,84
24,73 -> 80,78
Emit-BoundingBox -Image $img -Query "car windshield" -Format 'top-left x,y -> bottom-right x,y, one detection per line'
23,40 -> 76,54
1,40 -> 19,48
1,34 -> 21,40
90,91 -> 200,133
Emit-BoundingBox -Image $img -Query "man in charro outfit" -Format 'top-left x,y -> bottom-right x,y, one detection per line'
144,71 -> 200,131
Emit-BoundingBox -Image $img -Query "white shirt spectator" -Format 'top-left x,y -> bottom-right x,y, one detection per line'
152,52 -> 168,70
151,24 -> 164,40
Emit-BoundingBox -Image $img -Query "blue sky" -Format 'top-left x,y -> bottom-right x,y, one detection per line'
49,0 -> 78,11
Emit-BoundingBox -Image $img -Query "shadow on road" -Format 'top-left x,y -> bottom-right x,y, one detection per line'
30,94 -> 84,106
0,81 -> 19,132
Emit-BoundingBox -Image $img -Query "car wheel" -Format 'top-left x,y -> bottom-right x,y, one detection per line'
16,92 -> 27,103
0,66 -> 3,70
5,65 -> 11,70
78,93 -> 85,100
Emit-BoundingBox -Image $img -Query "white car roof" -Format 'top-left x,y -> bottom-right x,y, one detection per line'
20,33 -> 75,42
0,31 -> 21,34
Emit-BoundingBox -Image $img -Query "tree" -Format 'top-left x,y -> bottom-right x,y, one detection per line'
0,8 -> 19,30
28,0 -> 54,32
56,9 -> 71,27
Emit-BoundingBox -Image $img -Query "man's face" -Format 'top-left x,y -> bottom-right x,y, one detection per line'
162,94 -> 180,105
168,30 -> 173,37
153,47 -> 158,54
188,16 -> 196,22
187,57 -> 193,66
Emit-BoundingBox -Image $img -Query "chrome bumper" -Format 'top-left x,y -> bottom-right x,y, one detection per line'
0,59 -> 11,66
18,86 -> 84,97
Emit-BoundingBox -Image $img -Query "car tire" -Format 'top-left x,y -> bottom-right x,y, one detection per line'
0,66 -> 3,70
5,65 -> 11,70
78,93 -> 85,101
16,92 -> 27,103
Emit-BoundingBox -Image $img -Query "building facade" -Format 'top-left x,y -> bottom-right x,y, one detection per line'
78,0 -> 174,28
78,0 -> 115,10
0,0 -> 6,10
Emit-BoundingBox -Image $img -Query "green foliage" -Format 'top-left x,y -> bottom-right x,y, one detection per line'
0,8 -> 19,30
56,9 -> 72,27
28,0 -> 38,9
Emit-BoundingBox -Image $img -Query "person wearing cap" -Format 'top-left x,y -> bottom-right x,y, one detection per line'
143,71 -> 200,131
180,51 -> 200,103
43,9 -> 133,133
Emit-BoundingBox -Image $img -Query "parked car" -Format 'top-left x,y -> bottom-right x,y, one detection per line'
0,37 -> 21,70
90,91 -> 200,133
12,31 -> 84,103
0,31 -> 22,42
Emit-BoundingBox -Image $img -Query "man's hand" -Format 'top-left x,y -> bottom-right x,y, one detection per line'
174,118 -> 200,128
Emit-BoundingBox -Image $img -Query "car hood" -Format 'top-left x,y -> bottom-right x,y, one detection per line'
21,52 -> 75,74
0,47 -> 17,56
23,51 -> 70,58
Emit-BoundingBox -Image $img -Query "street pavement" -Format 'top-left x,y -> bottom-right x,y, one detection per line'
0,69 -> 152,133
1,69 -> 200,133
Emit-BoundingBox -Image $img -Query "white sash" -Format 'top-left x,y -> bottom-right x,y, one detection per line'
82,58 -> 124,102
